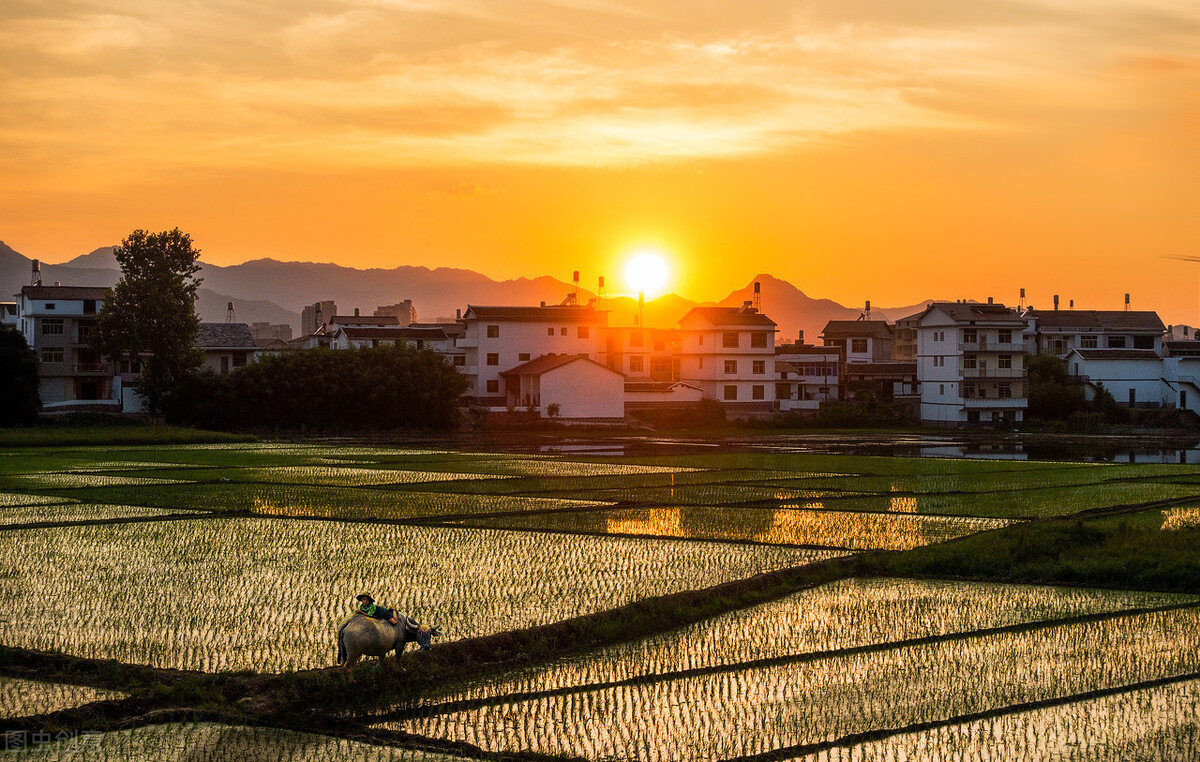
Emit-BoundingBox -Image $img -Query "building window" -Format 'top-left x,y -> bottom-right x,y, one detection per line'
44,303 -> 56,310
698,335 -> 703,346
453,356 -> 465,366
752,360 -> 765,374
724,360 -> 737,374
939,383 -> 944,395
751,333 -> 767,349
486,353 -> 499,366
851,339 -> 868,353
560,327 -> 567,336
518,353 -> 530,362
119,358 -> 141,373
698,357 -> 704,369
630,331 -> 644,347
41,348 -> 63,363
963,355 -> 977,369
998,354 -> 1012,369
776,383 -> 791,399
963,329 -> 977,344
998,329 -> 1012,344
486,325 -> 499,338
1081,336 -> 1098,348
1107,336 -> 1127,348
42,319 -> 64,335
578,326 -> 589,339
83,300 -> 96,315
752,385 -> 765,400
629,356 -> 644,373
547,327 -> 554,336
486,380 -> 499,393
722,332 -> 739,348
1133,335 -> 1155,349
964,382 -> 975,398
723,385 -> 738,400
998,382 -> 1012,398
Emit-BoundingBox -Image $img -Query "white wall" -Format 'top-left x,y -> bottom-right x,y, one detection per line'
540,362 -> 624,418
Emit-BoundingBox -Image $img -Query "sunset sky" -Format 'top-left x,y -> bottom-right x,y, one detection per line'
1,1 -> 1196,318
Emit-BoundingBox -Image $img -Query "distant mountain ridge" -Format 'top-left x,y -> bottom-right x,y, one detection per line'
1,240 -> 931,341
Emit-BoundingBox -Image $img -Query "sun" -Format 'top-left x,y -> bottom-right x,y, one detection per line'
623,250 -> 671,298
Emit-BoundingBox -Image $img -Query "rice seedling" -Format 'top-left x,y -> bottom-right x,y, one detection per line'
793,678 -> 1200,761
394,607 -> 1200,759
0,493 -> 73,507
1161,505 -> 1200,531
0,503 -> 201,527
420,578 -> 1198,707
4,721 -> 472,760
454,507 -> 1013,550
6,474 -> 191,489
0,676 -> 124,719
0,518 -> 837,672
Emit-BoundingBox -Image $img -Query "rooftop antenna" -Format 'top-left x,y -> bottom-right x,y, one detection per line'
1053,294 -> 1060,311
226,301 -> 236,323
753,281 -> 761,312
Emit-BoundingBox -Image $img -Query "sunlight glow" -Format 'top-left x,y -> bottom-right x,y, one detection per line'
623,250 -> 671,298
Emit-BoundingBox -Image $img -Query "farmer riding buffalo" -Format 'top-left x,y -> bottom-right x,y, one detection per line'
336,592 -> 442,678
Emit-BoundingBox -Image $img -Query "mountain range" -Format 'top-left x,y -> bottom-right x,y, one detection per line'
1,241 -> 930,341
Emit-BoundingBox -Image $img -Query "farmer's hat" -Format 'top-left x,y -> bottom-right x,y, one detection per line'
356,593 -> 374,603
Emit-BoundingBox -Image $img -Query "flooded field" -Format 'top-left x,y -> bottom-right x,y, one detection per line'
2,442 -> 1198,759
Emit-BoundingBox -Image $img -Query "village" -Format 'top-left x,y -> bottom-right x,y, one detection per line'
9,263 -> 1200,428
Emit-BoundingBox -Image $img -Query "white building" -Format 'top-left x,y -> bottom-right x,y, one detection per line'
1026,310 -> 1164,356
677,304 -> 777,416
330,325 -> 457,355
917,301 -> 1028,427
459,303 -> 606,408
17,285 -> 119,411
1066,348 -> 1167,408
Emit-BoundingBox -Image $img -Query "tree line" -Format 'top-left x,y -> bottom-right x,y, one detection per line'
167,345 -> 467,431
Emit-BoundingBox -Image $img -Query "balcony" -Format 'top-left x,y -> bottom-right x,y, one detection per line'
72,362 -> 112,375
960,396 -> 1026,408
957,340 -> 1024,353
960,367 -> 1027,379
456,336 -> 479,348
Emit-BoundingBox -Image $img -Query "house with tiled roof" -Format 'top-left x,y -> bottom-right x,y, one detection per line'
499,353 -> 624,419
196,323 -> 259,374
1066,348 -> 1168,409
1026,309 -> 1165,356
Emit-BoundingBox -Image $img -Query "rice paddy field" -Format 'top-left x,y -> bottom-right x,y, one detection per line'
2,440 -> 1200,760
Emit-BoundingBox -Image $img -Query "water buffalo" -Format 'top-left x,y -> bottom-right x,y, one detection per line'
336,614 -> 442,677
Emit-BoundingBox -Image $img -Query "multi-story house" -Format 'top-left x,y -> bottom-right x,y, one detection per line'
917,301 -> 1028,427
677,304 -> 776,415
774,341 -> 840,412
459,302 -> 607,408
17,285 -> 116,410
1025,309 -> 1165,356
820,319 -> 916,401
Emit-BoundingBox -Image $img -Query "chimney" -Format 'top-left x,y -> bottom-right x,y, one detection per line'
798,330 -> 805,344
1053,295 -> 1060,311
456,308 -> 461,320
540,301 -> 546,308
1125,293 -> 1131,311
1069,299 -> 1074,309
354,307 -> 360,317
987,297 -> 993,305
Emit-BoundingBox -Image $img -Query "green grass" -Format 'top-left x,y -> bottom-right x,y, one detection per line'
859,505 -> 1200,593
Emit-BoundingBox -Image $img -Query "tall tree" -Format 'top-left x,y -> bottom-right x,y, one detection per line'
0,326 -> 41,425
97,228 -> 204,416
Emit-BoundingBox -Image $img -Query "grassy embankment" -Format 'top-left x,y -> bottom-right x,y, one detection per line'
0,424 -> 253,448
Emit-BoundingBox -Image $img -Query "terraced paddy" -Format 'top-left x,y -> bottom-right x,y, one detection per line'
3,441 -> 1199,760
